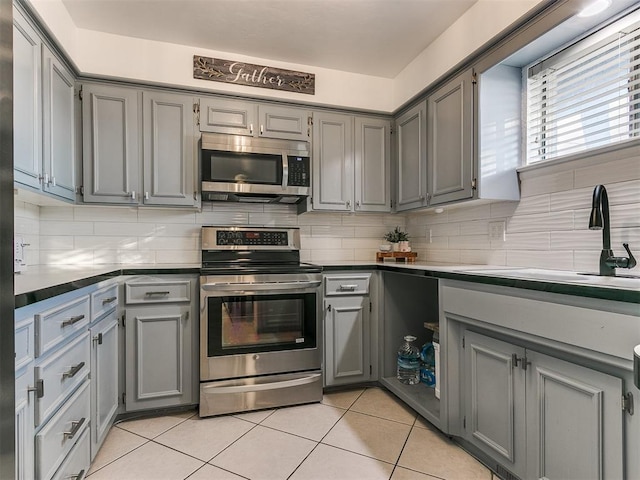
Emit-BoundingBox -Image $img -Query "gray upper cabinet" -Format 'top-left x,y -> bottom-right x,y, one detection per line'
42,45 -> 76,202
199,97 -> 255,136
142,91 -> 197,207
13,7 -> 42,191
312,112 -> 353,211
354,117 -> 391,212
428,70 -> 474,206
199,97 -> 311,141
82,84 -> 141,204
395,101 -> 427,211
313,112 -> 390,212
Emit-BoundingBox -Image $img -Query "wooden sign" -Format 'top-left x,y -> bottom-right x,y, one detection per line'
193,55 -> 315,95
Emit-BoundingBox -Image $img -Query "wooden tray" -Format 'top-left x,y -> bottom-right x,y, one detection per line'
376,251 -> 418,262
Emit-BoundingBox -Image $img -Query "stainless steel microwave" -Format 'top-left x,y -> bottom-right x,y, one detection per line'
200,132 -> 311,204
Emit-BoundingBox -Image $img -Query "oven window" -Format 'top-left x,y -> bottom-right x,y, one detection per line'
203,150 -> 283,185
207,293 -> 316,356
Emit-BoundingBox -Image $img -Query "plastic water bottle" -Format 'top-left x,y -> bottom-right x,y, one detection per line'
397,335 -> 420,385
420,342 -> 436,386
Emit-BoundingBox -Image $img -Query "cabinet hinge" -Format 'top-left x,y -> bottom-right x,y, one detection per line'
78,86 -> 83,101
76,185 -> 84,195
390,199 -> 394,209
122,392 -> 126,405
622,392 -> 634,415
390,126 -> 394,135
463,416 -> 466,429
369,302 -> 372,312
471,178 -> 477,190
194,102 -> 200,126
462,337 -> 465,349
370,365 -> 373,375
121,313 -> 126,327
471,70 -> 478,85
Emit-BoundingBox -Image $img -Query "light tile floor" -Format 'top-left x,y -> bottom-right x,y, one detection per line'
87,387 -> 493,480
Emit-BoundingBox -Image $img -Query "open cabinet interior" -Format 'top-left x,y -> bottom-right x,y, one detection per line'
381,271 -> 441,429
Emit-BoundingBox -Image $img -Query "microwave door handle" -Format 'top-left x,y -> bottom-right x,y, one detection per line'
282,153 -> 289,188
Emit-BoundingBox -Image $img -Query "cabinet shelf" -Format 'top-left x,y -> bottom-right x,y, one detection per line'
380,376 -> 440,429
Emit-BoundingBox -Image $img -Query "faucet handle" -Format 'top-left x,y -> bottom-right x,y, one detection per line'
622,243 -> 636,269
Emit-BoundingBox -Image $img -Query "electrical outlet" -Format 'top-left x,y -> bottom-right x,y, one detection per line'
489,221 -> 506,242
14,236 -> 25,273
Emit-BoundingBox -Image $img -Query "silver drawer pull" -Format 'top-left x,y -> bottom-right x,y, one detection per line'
61,315 -> 85,328
27,379 -> 44,399
68,469 -> 85,480
62,362 -> 85,379
63,417 -> 86,440
338,284 -> 358,291
93,333 -> 103,345
101,296 -> 117,305
144,291 -> 170,296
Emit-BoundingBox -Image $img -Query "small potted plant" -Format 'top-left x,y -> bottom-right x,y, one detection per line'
384,226 -> 410,252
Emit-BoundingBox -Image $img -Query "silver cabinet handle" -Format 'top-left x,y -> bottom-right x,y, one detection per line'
346,200 -> 351,210
260,124 -> 264,135
93,333 -> 103,345
43,173 -> 50,185
63,418 -> 86,440
201,280 -> 321,292
62,362 -> 85,379
27,379 -> 44,399
69,469 -> 86,480
355,200 -> 360,209
249,123 -> 253,135
144,291 -> 170,296
102,296 -> 117,305
61,315 -> 85,328
144,192 -> 149,200
51,176 -> 56,187
130,191 -> 136,200
338,284 -> 358,291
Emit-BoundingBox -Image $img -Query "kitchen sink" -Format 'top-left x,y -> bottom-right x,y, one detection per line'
462,267 -> 640,288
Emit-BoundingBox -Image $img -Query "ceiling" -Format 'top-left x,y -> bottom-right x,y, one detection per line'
60,0 -> 477,78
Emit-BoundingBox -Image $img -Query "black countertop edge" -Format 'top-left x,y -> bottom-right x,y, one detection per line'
15,267 -> 202,308
14,271 -> 121,309
323,264 -> 640,304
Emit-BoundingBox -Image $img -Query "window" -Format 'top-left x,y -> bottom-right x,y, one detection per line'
526,11 -> 640,165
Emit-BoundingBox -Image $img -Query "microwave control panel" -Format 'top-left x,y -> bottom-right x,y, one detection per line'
287,156 -> 310,187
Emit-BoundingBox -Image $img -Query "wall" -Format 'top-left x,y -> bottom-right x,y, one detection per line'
406,149 -> 640,272
31,202 -> 404,266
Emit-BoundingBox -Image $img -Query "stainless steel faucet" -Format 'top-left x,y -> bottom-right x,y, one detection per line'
588,184 -> 636,276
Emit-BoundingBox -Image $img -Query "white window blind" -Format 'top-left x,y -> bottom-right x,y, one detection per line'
526,13 -> 640,165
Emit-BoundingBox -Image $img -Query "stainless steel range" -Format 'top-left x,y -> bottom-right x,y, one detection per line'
199,226 -> 323,417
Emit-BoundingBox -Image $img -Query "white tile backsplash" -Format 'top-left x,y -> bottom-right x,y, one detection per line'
16,153 -> 640,271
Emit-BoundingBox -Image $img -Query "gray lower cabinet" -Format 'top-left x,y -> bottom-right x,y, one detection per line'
123,276 -> 198,412
463,329 -> 623,480
15,317 -> 35,480
427,69 -> 474,206
323,274 -> 373,386
313,113 -> 390,212
82,84 -> 199,207
89,311 -> 118,458
394,101 -> 427,211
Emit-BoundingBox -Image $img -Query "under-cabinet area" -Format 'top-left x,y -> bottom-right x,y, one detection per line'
380,272 -> 441,429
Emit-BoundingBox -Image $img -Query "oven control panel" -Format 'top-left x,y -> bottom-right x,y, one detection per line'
216,230 -> 288,246
202,226 -> 303,250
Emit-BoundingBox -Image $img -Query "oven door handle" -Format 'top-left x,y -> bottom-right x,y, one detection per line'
201,280 -> 321,292
202,373 -> 321,394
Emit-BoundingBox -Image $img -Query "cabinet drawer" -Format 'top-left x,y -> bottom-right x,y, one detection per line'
36,380 -> 90,480
35,295 -> 90,357
35,332 -> 90,427
15,317 -> 35,371
50,427 -> 90,480
324,274 -> 371,296
91,283 -> 119,321
125,280 -> 191,304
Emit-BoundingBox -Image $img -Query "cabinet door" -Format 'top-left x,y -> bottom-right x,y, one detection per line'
82,84 -> 141,204
354,117 -> 391,212
42,45 -> 76,202
15,364 -> 35,480
142,91 -> 197,207
525,350 -> 623,480
464,330 -> 526,479
395,102 -> 427,211
428,70 -> 474,206
90,314 -> 119,458
199,97 -> 256,135
13,7 -> 42,191
324,296 -> 370,386
125,304 -> 193,411
258,105 -> 311,141
312,112 -> 354,211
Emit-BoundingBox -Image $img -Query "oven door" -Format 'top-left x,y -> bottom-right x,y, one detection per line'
200,275 -> 322,381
